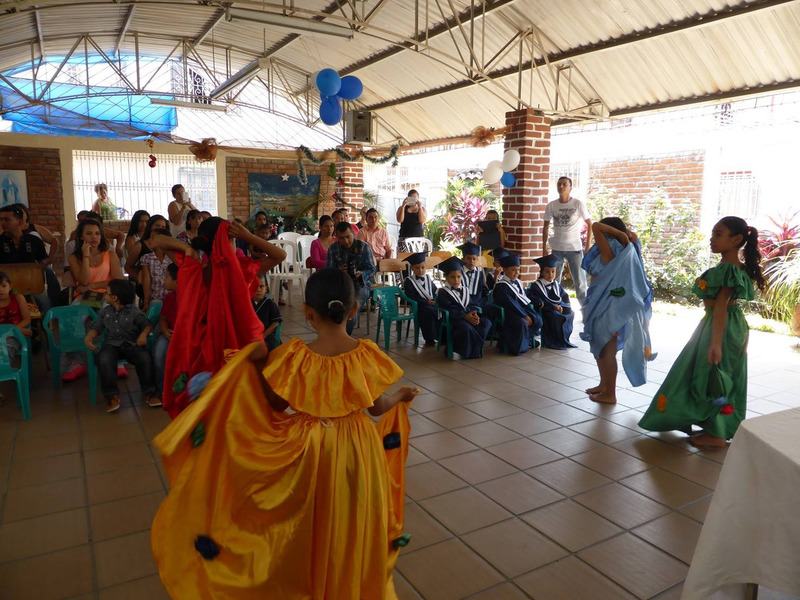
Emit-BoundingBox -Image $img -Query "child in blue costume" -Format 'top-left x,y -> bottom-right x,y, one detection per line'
402,252 -> 438,347
459,242 -> 488,310
581,218 -> 656,404
492,253 -> 543,355
528,254 -> 576,350
436,256 -> 492,359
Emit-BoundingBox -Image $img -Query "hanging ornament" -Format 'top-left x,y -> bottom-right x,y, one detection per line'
148,154 -> 157,168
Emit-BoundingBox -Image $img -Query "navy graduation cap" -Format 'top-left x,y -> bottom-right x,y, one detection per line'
436,256 -> 464,274
457,241 -> 481,256
405,252 -> 427,266
499,254 -> 521,268
533,254 -> 559,269
490,247 -> 510,260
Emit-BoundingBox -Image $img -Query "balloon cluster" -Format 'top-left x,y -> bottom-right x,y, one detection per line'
484,150 -> 520,187
315,68 -> 363,126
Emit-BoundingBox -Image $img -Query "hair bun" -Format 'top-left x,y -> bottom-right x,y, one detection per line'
326,299 -> 346,324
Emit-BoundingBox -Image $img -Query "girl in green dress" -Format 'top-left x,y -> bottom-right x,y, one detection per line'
639,216 -> 765,448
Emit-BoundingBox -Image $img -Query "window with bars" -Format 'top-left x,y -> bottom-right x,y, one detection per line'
718,171 -> 760,221
72,150 -> 217,219
549,162 -> 582,199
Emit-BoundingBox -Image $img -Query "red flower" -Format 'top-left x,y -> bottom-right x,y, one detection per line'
720,404 -> 734,415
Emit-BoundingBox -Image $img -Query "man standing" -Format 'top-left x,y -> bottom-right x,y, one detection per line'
167,184 -> 196,238
327,221 -> 375,335
357,208 -> 392,262
542,176 -> 591,304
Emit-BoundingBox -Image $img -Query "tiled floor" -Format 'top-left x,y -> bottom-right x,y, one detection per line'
1,301 -> 799,600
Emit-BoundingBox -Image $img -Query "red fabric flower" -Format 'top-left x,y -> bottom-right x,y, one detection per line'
720,404 -> 734,415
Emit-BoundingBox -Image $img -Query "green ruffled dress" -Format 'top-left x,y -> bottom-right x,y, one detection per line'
639,262 -> 754,440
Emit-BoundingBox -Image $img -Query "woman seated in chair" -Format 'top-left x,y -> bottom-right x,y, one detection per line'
435,256 -> 491,359
403,252 -> 437,347
492,253 -> 543,356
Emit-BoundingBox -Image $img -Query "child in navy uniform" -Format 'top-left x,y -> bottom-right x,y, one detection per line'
402,252 -> 438,346
252,275 -> 282,350
436,256 -> 491,359
459,242 -> 488,310
528,254 -> 576,350
492,253 -> 543,355
485,247 -> 509,291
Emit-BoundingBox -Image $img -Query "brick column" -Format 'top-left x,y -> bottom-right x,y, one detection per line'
502,109 -> 551,279
336,144 -> 364,222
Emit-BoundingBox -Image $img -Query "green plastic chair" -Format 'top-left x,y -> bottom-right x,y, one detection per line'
273,322 -> 283,346
145,300 -> 163,351
0,325 -> 31,420
43,305 -> 99,405
486,292 -> 506,352
373,287 -> 418,351
436,305 -> 492,359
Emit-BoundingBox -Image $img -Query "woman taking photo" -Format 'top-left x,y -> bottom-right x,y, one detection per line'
395,189 -> 426,252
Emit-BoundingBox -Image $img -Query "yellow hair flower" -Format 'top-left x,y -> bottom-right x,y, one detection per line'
696,279 -> 708,291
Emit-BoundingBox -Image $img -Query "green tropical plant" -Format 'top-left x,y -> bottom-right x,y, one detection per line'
426,177 -> 499,249
763,249 -> 800,325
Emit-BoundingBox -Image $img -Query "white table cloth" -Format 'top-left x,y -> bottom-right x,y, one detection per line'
682,408 -> 800,600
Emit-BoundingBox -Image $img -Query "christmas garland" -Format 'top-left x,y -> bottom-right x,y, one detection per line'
296,144 -> 399,185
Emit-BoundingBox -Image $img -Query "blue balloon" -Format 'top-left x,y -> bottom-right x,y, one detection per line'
338,75 -> 363,101
319,96 -> 342,126
500,171 -> 516,187
316,68 -> 341,97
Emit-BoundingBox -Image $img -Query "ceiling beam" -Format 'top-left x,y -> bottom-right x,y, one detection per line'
338,0 -> 519,76
114,4 -> 135,57
259,0 -> 350,61
361,0 -> 797,111
190,8 -> 225,49
33,9 -> 44,60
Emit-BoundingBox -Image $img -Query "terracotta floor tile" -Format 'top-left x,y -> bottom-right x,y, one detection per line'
12,431 -> 80,460
420,487 -> 511,535
0,544 -> 94,600
405,461 -> 468,501
79,406 -> 140,431
452,421 -> 520,447
565,397 -> 632,416
571,446 -> 651,480
405,446 -> 429,467
90,491 -> 165,541
402,503 -> 453,550
87,463 -> 164,505
679,496 -> 712,523
425,406 -> 486,428
620,468 -> 712,508
408,414 -> 445,438
463,399 -> 524,420
408,393 -> 455,413
439,449 -> 517,484
464,582 -> 529,599
569,418 -> 642,444
462,518 -> 568,578
0,508 -> 89,563
8,452 -> 83,489
532,403 -> 595,426
530,427 -> 603,456
612,435 -> 693,466
411,431 -> 478,459
494,412 -> 560,436
98,574 -> 170,600
14,415 -> 79,441
84,442 -> 156,476
526,458 -> 612,496
94,530 -> 158,588
2,477 -> 87,523
486,438 -> 561,470
603,409 -> 649,433
514,556 -> 636,600
651,584 -> 684,599
579,533 -> 688,598
574,483 -> 670,529
521,499 -> 622,552
476,472 -> 563,514
656,454 -> 723,488
633,512 -> 702,564
397,538 -> 504,600
82,422 -> 146,451
394,572 -> 424,600
503,392 -> 560,412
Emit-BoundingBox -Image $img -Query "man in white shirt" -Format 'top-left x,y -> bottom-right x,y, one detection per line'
541,176 -> 592,304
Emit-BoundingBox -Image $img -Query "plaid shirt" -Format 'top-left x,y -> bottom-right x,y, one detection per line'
326,240 -> 375,289
91,304 -> 151,347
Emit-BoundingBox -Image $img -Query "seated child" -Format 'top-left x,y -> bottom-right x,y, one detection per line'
0,271 -> 31,364
485,247 -> 509,290
492,253 -> 543,355
252,275 -> 282,350
84,279 -> 160,413
458,242 -> 488,309
436,256 -> 491,359
528,254 -> 577,350
151,268 -> 419,598
153,263 -> 178,396
402,251 -> 437,346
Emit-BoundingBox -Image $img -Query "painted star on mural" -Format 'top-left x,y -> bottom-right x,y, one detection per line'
281,173 -> 290,182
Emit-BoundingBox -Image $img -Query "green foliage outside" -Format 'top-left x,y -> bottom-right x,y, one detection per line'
424,178 -> 499,250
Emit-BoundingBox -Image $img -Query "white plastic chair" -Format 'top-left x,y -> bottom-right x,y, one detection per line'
278,231 -> 301,245
297,235 -> 316,272
403,237 -> 433,254
269,239 -> 307,305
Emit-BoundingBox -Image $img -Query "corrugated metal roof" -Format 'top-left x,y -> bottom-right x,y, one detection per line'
1,0 -> 799,146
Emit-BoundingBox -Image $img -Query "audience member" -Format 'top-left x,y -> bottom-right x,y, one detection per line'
326,221 -> 375,335
396,189 -> 426,252
92,183 -> 119,222
357,208 -> 392,261
167,184 -> 196,237
308,215 -> 335,270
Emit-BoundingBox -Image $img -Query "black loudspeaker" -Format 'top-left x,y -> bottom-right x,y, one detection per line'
345,110 -> 374,144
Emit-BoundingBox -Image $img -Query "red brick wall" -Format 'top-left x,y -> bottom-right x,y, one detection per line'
0,145 -> 65,271
226,156 -> 336,222
337,144 -> 364,222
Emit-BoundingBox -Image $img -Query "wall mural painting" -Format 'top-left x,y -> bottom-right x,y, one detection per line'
248,172 -> 321,220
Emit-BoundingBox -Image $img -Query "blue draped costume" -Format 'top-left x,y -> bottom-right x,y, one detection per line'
436,285 -> 492,359
580,240 -> 656,387
527,279 -> 576,350
403,274 -> 438,344
493,276 -> 543,356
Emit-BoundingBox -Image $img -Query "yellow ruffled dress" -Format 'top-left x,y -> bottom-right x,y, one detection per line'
151,339 -> 411,600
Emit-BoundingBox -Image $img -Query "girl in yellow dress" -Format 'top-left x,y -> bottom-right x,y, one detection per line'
151,268 -> 419,599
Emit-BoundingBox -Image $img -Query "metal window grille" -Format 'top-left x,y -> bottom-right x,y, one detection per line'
549,162 -> 582,198
72,150 -> 217,219
717,171 -> 759,221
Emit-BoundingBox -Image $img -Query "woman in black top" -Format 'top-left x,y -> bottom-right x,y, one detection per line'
395,189 -> 427,252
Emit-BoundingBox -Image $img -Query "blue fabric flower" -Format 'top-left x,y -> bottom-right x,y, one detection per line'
194,535 -> 220,560
188,372 -> 213,403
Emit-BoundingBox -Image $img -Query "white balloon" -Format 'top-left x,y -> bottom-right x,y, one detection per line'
501,149 -> 521,171
484,160 -> 503,184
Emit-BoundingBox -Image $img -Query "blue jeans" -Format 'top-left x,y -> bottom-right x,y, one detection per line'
347,285 -> 371,335
552,249 -> 587,304
153,335 -> 169,395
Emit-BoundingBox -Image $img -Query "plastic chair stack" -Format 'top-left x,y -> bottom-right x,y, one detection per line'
43,305 -> 100,405
268,239 -> 307,305
0,325 -> 31,420
372,286 -> 418,351
403,237 -> 433,254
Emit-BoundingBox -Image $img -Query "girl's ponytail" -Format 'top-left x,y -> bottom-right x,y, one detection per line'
742,225 -> 766,291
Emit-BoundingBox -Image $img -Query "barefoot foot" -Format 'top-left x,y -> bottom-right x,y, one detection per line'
589,391 -> 617,404
688,433 -> 727,448
585,385 -> 604,395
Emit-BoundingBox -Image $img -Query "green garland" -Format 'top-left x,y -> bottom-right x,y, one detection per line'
296,144 -> 398,185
